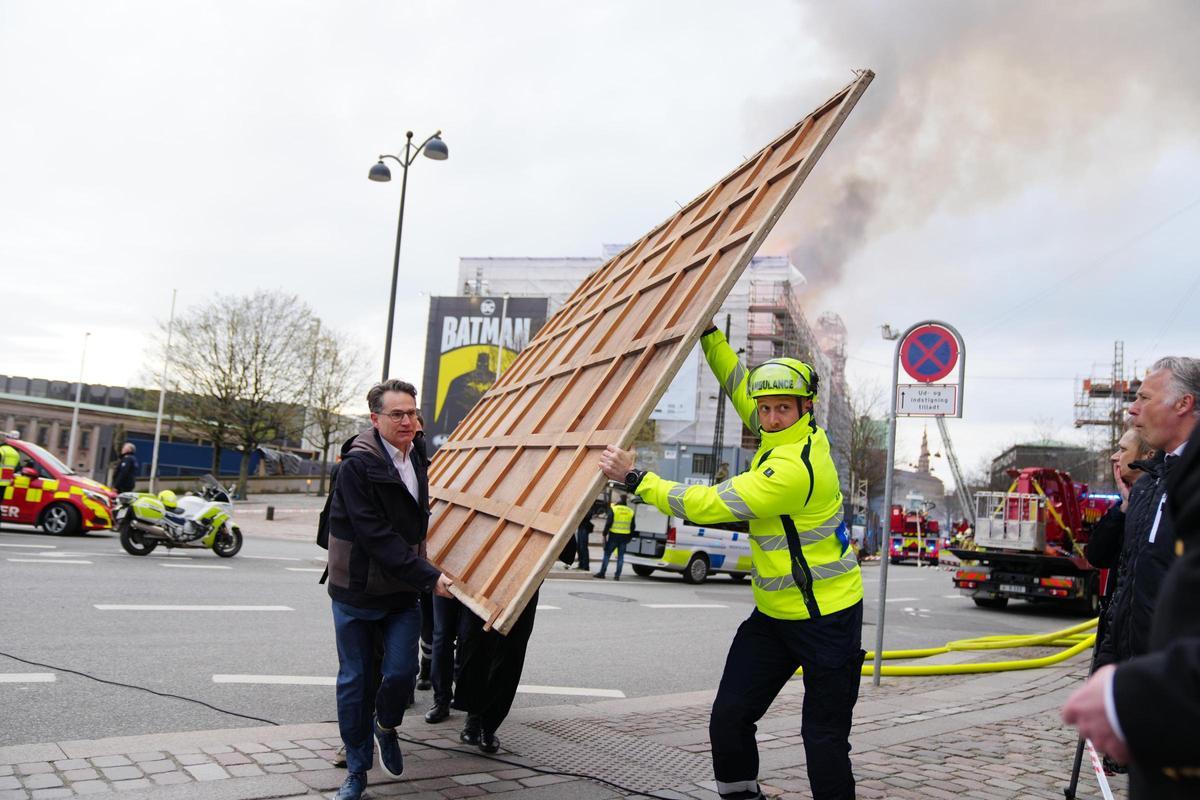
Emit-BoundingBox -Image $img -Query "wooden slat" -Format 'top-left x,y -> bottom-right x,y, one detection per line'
428,71 -> 874,633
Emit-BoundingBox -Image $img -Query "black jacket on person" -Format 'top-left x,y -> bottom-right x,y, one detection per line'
1097,453 -> 1179,663
1114,429 -> 1200,799
326,428 -> 440,610
1084,503 -> 1126,590
112,453 -> 138,493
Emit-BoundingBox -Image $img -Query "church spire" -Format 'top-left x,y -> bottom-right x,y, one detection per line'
918,427 -> 931,474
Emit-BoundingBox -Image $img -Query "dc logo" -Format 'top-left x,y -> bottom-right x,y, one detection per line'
480,299 -> 496,315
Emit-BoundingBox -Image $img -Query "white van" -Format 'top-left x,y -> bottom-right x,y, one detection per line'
624,502 -> 752,584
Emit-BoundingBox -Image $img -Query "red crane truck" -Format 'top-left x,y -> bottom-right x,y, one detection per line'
948,467 -> 1117,613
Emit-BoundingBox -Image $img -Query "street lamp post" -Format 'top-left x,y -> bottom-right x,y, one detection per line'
369,129 -> 448,382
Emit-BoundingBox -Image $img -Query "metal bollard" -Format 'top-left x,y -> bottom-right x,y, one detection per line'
266,505 -> 275,521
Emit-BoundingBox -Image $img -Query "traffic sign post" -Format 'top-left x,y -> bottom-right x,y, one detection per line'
873,320 -> 966,686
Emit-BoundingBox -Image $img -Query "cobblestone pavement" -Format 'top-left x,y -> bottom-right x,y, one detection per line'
0,656 -> 1127,799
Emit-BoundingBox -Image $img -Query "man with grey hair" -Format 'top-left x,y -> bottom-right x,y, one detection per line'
1063,357 -> 1197,777
327,379 -> 454,800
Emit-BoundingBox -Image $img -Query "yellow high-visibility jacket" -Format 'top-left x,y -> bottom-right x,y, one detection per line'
609,503 -> 634,535
635,329 -> 862,620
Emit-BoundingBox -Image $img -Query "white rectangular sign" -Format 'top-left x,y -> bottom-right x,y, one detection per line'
896,384 -> 957,416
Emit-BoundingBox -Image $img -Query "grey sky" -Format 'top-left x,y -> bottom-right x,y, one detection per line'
2,1 -> 1197,480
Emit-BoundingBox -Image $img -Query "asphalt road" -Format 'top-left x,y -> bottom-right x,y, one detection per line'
0,520 -> 1089,747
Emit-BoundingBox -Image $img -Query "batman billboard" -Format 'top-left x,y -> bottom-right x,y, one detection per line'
421,295 -> 548,448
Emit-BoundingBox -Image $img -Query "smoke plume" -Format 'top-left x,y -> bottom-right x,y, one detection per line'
760,0 -> 1200,300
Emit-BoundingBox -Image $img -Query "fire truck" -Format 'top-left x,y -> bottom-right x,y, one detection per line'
888,492 -> 945,565
948,467 -> 1116,613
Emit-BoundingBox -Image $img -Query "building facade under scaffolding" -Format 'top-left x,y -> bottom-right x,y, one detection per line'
454,247 -> 854,486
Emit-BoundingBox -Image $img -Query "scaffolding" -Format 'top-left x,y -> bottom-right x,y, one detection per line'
744,280 -> 827,448
1074,340 -> 1140,486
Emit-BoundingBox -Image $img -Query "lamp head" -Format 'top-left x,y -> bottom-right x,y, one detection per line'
368,161 -> 392,182
423,135 -> 449,161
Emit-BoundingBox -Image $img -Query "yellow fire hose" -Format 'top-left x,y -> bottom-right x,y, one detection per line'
792,618 -> 1098,677
857,617 -> 1097,676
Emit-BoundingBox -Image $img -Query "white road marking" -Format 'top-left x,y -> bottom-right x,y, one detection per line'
213,674 -> 334,686
0,542 -> 56,549
242,555 -> 303,562
535,605 -> 560,610
41,551 -> 120,558
942,594 -> 969,599
149,553 -> 193,559
95,605 -> 294,611
160,563 -> 232,570
643,603 -> 728,609
285,567 -> 325,573
517,684 -> 625,698
0,673 -> 56,683
885,597 -> 919,602
7,558 -> 92,564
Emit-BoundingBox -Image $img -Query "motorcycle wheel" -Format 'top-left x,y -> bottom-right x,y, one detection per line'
213,525 -> 243,558
118,518 -> 158,556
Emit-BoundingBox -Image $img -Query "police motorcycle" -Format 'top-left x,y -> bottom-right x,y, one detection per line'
115,474 -> 243,558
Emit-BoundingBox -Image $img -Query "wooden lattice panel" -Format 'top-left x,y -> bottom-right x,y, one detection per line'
427,71 -> 874,632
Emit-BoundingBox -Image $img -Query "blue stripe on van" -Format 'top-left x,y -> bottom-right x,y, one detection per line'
711,554 -> 725,568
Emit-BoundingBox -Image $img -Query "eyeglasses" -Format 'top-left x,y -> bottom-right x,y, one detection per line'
379,409 -> 419,422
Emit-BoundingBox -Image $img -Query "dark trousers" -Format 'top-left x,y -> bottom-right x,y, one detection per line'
452,590 -> 538,734
431,593 -> 467,707
710,603 -> 865,800
419,591 -> 433,675
575,524 -> 591,570
597,534 -> 629,577
331,600 -> 421,775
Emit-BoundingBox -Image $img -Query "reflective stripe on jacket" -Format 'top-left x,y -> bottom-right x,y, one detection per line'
635,329 -> 862,620
609,503 -> 634,535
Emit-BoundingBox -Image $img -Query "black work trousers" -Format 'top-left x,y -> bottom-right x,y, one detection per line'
452,590 -> 539,734
710,602 -> 865,800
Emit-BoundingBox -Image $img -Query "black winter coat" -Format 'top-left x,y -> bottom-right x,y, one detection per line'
326,429 -> 440,610
1114,429 -> 1200,799
1098,453 -> 1180,663
113,453 -> 138,493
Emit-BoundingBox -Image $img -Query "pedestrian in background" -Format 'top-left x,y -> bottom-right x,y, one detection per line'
1063,408 -> 1200,799
1093,357 -> 1197,670
593,491 -> 634,580
326,379 -> 454,800
601,322 -> 864,800
1085,427 -> 1153,619
112,442 -> 138,493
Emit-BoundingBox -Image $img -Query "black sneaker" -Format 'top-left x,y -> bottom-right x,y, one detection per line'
424,703 -> 450,723
335,772 -> 366,800
373,717 -> 404,778
479,729 -> 500,754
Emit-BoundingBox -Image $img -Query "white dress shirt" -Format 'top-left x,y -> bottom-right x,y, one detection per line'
379,437 -> 418,501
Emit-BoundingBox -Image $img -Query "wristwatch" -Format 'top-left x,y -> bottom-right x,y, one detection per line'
624,469 -> 645,492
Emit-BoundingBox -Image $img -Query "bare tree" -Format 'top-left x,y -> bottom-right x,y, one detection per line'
836,382 -> 888,512
162,301 -> 244,474
161,290 -> 316,496
224,292 -> 316,496
305,328 -> 367,495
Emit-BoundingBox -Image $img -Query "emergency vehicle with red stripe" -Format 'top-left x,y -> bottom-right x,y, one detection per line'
0,436 -> 117,535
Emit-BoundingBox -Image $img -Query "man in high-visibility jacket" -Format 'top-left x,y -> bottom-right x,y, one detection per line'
593,493 -> 635,580
601,325 -> 865,800
0,434 -> 20,501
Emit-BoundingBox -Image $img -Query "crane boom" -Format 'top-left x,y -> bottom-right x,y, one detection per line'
936,415 -> 974,526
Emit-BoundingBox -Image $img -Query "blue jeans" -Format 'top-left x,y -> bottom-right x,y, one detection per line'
332,600 -> 421,774
597,534 -> 629,577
